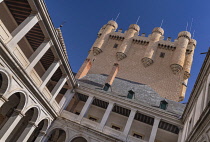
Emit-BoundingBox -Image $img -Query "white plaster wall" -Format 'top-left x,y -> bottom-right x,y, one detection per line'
85,105 -> 106,123
129,119 -> 152,141
156,129 -> 178,142
106,111 -> 128,131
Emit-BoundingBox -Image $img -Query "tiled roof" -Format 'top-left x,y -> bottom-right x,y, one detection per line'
78,74 -> 186,117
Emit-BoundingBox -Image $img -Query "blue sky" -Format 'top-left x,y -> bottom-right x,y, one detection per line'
45,0 -> 210,103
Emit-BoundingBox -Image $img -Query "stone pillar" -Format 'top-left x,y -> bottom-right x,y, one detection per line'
0,96 -> 8,108
75,59 -> 92,79
26,40 -> 52,73
149,117 -> 161,142
39,60 -> 61,90
7,13 -> 40,48
76,95 -> 94,123
17,121 -> 37,142
34,131 -> 46,142
121,109 -> 137,140
177,127 -> 183,142
97,101 -> 114,131
105,63 -> 119,85
59,89 -> 74,110
0,110 -> 24,141
50,76 -> 68,103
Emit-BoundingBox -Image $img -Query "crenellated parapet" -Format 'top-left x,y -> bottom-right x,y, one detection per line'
92,20 -> 118,56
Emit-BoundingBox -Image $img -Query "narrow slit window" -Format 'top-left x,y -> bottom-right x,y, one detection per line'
160,52 -> 165,58
113,43 -> 118,48
111,125 -> 121,131
88,116 -> 98,122
133,133 -> 143,139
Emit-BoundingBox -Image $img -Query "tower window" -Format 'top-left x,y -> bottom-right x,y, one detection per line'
160,52 -> 165,58
159,100 -> 168,110
113,44 -> 118,48
127,90 -> 135,99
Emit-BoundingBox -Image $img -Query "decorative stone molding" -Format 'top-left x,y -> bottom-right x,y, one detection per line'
133,39 -> 149,45
93,47 -> 102,56
116,52 -> 127,61
109,35 -> 124,41
152,27 -> 164,35
170,64 -> 183,74
158,43 -> 176,51
128,24 -> 140,32
141,57 -> 154,67
184,71 -> 190,80
178,31 -> 191,41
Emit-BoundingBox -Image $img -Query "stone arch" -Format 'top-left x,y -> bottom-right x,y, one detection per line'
71,137 -> 88,142
5,90 -> 28,111
47,128 -> 67,142
69,134 -> 90,142
0,69 -> 10,96
6,107 -> 39,142
23,105 -> 41,122
27,118 -> 49,142
0,92 -> 26,129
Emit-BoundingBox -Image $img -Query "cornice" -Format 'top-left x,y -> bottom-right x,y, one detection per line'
182,49 -> 210,122
75,85 -> 183,127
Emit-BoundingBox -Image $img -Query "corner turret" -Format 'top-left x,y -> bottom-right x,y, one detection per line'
170,31 -> 191,74
92,20 -> 118,56
116,24 -> 140,61
141,27 -> 164,67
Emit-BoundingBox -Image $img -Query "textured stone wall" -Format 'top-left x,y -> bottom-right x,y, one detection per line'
86,37 -> 185,102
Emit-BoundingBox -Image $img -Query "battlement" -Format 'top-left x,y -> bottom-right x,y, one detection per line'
76,20 -> 196,102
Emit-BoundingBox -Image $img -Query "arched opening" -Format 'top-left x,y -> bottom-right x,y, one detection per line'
27,119 -> 48,142
0,92 -> 25,129
6,107 -> 38,142
71,137 -> 87,142
0,71 -> 9,95
47,128 -> 66,142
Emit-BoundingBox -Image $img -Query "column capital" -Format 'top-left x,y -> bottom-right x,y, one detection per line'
0,96 -> 8,102
131,108 -> 137,112
154,116 -> 161,120
31,11 -> 42,21
108,101 -> 115,105
14,109 -> 25,117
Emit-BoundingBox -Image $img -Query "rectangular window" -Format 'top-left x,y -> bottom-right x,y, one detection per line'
111,125 -> 121,131
113,43 -> 118,48
88,116 -> 98,122
75,111 -> 80,115
160,52 -> 165,58
133,133 -> 143,139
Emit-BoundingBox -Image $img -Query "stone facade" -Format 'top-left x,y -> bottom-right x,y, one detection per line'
77,21 -> 196,102
0,0 -> 209,142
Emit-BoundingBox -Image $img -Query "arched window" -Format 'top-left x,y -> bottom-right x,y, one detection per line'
47,128 -> 66,142
71,137 -> 87,142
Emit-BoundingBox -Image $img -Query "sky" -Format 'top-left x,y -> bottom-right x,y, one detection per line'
45,0 -> 210,103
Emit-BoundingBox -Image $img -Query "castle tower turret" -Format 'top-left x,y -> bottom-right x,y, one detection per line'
116,24 -> 140,61
92,20 -> 118,56
170,31 -> 191,74
183,39 -> 196,79
141,27 -> 164,67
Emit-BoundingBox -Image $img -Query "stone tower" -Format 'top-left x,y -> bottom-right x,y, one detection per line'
75,20 -> 196,102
